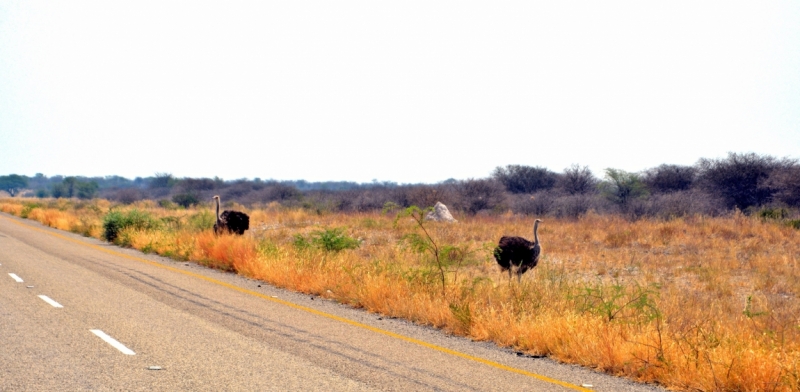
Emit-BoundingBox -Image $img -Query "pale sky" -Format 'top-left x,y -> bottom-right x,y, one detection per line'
1,1 -> 798,183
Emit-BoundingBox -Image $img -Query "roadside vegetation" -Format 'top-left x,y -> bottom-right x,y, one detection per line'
1,196 -> 799,391
2,152 -> 799,390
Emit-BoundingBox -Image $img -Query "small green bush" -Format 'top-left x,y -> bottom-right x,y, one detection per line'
158,199 -> 178,209
293,227 -> 360,252
188,210 -> 215,231
312,227 -> 360,251
756,207 -> 790,220
20,202 -> 42,218
292,234 -> 312,251
103,209 -> 161,243
172,193 -> 199,208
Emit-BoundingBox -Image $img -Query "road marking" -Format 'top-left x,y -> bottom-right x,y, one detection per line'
90,329 -> 135,355
8,273 -> 23,282
3,214 -> 590,391
38,295 -> 64,308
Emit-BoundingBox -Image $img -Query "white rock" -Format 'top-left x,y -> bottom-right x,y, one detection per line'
425,202 -> 457,223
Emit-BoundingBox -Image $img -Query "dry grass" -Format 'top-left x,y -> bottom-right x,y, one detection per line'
2,197 -> 799,391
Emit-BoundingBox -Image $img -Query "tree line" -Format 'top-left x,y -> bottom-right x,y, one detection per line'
2,152 -> 799,219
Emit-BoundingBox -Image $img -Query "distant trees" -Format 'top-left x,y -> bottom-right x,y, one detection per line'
149,173 -> 177,189
114,188 -> 143,205
452,178 -> 506,215
696,153 -> 789,210
643,164 -> 696,193
766,164 -> 800,207
493,165 -> 558,194
51,177 -> 99,199
4,151 -> 799,219
0,174 -> 28,196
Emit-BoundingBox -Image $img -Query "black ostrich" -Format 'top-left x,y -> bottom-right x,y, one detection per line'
212,195 -> 250,235
494,219 -> 542,282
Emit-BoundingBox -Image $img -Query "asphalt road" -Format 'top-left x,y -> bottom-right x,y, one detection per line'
0,212 -> 665,391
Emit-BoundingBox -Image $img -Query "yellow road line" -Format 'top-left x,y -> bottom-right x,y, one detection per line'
2,214 -> 591,391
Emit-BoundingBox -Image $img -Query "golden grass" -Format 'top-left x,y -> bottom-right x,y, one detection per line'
2,197 -> 799,391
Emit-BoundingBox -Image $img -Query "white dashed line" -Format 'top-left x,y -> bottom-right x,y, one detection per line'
38,295 -> 64,308
90,330 -> 136,355
8,273 -> 23,282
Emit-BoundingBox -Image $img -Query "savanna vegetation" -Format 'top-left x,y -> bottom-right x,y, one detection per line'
2,152 -> 800,391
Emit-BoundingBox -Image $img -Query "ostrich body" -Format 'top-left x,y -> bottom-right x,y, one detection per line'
494,219 -> 542,282
212,195 -> 250,235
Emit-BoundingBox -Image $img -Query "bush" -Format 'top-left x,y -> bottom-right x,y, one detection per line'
114,188 -> 143,204
102,209 -> 161,243
764,164 -> 800,207
311,227 -> 360,251
552,194 -> 603,219
292,234 -> 312,250
640,190 -> 725,219
643,164 -> 696,193
510,192 -> 556,216
492,165 -> 558,194
294,227 -> 360,252
697,152 -> 786,210
172,193 -> 199,208
158,199 -> 177,209
756,207 -> 790,220
20,202 -> 42,218
149,173 -> 176,189
188,210 -> 215,231
558,164 -> 598,195
450,178 -> 506,215
263,183 -> 303,202
600,168 -> 648,208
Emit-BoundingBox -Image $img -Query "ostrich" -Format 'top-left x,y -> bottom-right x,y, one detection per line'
212,195 -> 250,235
494,219 -> 542,282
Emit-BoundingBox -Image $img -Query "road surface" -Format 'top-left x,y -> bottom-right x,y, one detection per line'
0,212 -> 665,391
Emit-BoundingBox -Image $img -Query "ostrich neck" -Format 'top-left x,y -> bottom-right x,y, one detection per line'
533,221 -> 540,244
215,198 -> 221,222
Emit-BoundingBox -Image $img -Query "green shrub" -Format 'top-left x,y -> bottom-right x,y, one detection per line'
172,193 -> 199,208
311,227 -> 360,252
20,202 -> 42,218
159,216 -> 183,231
293,227 -> 360,252
292,234 -> 312,251
158,199 -> 178,209
601,168 -> 648,207
102,209 -> 161,243
188,210 -> 215,231
257,239 -> 280,257
756,207 -> 789,220
570,280 -> 661,324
